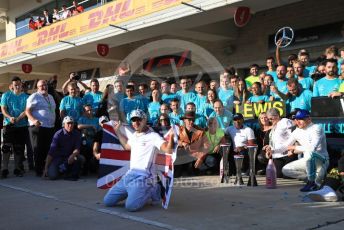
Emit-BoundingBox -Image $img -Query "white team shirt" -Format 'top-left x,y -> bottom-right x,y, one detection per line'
225,125 -> 255,148
270,118 -> 293,158
26,92 -> 56,128
273,123 -> 328,158
127,129 -> 165,174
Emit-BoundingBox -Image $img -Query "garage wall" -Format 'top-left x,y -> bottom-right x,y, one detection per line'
219,0 -> 344,68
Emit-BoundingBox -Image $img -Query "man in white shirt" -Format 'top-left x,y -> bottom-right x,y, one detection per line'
263,108 -> 296,178
103,109 -> 174,212
26,80 -> 56,177
276,110 -> 329,192
225,113 -> 255,173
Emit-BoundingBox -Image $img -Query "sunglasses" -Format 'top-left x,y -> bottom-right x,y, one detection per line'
131,117 -> 142,122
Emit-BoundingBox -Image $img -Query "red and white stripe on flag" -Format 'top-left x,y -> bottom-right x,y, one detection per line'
97,121 -> 178,209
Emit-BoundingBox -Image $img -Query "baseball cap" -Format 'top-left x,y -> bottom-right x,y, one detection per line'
294,109 -> 310,120
233,113 -> 244,121
63,116 -> 74,124
130,109 -> 147,120
99,116 -> 109,124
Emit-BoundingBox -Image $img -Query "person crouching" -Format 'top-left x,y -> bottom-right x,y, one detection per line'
43,116 -> 84,181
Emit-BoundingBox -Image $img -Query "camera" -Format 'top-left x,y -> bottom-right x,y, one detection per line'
71,74 -> 80,81
70,72 -> 81,81
73,74 -> 81,81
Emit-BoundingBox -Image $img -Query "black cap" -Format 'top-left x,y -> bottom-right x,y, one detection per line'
233,113 -> 244,121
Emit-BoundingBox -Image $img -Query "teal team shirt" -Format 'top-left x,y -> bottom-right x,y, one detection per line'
78,116 -> 100,146
78,116 -> 100,131
304,65 -> 317,77
82,91 -> 103,111
176,90 -> 196,112
147,101 -> 161,124
209,110 -> 233,130
217,88 -> 234,107
135,94 -> 150,112
194,94 -> 207,115
272,80 -> 288,100
1,91 -> 29,127
338,58 -> 343,75
313,77 -> 342,97
169,112 -> 183,125
60,95 -> 84,121
286,88 -> 312,113
247,95 -> 270,103
120,98 -> 145,123
266,70 -> 278,82
298,77 -> 314,91
201,102 -> 214,118
161,93 -> 178,105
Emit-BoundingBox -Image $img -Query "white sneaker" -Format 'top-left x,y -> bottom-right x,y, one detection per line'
307,185 -> 338,202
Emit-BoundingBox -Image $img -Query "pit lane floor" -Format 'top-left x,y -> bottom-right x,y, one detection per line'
0,171 -> 343,230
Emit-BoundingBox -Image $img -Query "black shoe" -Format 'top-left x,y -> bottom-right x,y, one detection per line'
14,169 -> 24,177
1,169 -> 9,178
300,181 -> 317,192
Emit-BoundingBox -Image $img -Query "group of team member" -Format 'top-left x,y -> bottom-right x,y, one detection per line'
0,74 -> 104,180
0,45 -> 343,206
28,1 -> 84,31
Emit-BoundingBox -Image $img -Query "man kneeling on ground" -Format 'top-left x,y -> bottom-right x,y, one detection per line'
103,109 -> 174,212
43,116 -> 84,181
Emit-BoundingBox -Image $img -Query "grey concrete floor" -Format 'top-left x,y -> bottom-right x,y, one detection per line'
0,170 -> 343,230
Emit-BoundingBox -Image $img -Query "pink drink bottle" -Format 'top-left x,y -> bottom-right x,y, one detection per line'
266,158 -> 277,189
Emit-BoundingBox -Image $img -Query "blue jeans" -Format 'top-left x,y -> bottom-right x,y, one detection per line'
282,152 -> 329,185
307,152 -> 329,183
47,156 -> 83,180
103,170 -> 159,212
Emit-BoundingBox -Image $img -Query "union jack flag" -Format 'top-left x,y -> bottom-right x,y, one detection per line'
97,121 -> 178,209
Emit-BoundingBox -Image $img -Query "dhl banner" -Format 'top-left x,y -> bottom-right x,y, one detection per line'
235,101 -> 287,118
0,0 -> 191,60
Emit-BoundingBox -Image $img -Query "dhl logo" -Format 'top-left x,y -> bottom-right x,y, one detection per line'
0,39 -> 26,57
0,0 -> 188,60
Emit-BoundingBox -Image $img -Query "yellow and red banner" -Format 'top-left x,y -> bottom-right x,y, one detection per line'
0,0 -> 190,60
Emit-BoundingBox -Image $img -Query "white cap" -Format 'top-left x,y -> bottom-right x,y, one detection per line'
129,109 -> 147,120
62,116 -> 74,124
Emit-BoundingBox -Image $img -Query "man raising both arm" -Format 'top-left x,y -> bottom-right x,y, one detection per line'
103,109 -> 174,212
